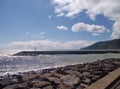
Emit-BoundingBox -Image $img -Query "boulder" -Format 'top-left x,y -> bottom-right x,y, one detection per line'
43,85 -> 53,89
0,78 -> 19,87
3,84 -> 29,89
54,68 -> 68,75
52,72 -> 65,78
82,72 -> 90,77
30,88 -> 41,89
40,73 -> 53,78
22,74 -> 38,81
60,75 -> 80,87
57,83 -> 72,89
82,78 -> 91,85
32,81 -> 51,88
65,70 -> 81,76
46,77 -> 61,84
77,83 -> 88,89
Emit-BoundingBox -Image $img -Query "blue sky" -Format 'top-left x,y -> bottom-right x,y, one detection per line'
0,0 -> 120,53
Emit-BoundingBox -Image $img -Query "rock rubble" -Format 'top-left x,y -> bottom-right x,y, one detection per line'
0,58 -> 120,89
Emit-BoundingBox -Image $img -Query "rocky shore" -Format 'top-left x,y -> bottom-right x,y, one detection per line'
0,58 -> 120,89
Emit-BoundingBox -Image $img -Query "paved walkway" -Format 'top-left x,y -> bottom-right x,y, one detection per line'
85,67 -> 120,89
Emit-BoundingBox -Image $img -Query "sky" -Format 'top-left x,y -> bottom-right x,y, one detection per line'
0,0 -> 120,54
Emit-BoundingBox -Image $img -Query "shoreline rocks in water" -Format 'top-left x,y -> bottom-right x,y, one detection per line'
0,58 -> 120,89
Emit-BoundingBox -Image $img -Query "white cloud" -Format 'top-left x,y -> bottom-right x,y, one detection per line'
52,0 -> 120,39
57,13 -> 65,17
71,22 -> 109,36
111,21 -> 120,39
1,40 -> 93,54
57,25 -> 68,30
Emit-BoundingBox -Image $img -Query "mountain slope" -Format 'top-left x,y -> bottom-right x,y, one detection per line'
82,38 -> 120,50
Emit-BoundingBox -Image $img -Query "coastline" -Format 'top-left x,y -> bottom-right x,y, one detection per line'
0,58 -> 120,89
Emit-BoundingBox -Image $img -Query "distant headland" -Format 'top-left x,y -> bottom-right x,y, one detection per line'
82,38 -> 120,50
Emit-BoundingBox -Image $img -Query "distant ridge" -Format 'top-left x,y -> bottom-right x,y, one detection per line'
81,38 -> 120,50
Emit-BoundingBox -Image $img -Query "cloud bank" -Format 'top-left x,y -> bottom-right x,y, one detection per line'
1,40 -> 93,54
52,0 -> 120,38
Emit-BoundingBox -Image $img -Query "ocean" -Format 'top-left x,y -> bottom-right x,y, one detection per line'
0,53 -> 120,76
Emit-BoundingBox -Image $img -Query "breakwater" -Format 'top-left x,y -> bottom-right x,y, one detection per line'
13,50 -> 120,56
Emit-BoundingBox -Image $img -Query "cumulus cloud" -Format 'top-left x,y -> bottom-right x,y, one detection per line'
111,22 -> 120,38
1,40 -> 93,54
52,0 -> 120,39
71,22 -> 109,36
57,25 -> 68,30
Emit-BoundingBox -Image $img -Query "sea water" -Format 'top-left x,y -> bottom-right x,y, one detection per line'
0,53 -> 120,76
